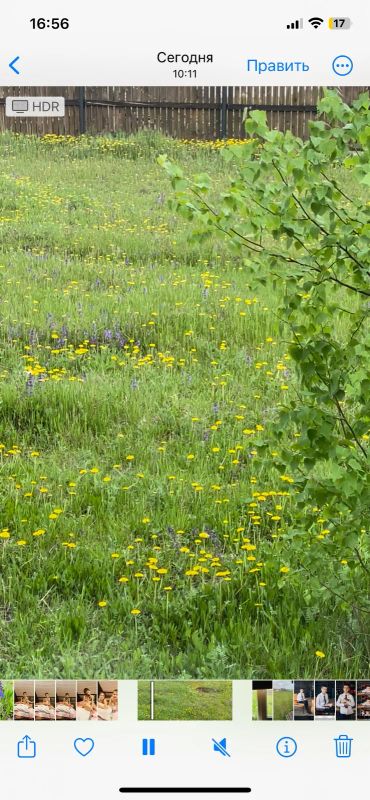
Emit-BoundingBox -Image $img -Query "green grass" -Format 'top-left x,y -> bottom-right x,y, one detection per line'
273,689 -> 293,721
138,680 -> 232,720
0,681 -> 14,720
0,131 -> 367,678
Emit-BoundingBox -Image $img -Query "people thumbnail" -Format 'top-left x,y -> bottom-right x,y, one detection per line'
294,680 -> 314,720
97,681 -> 118,720
356,681 -> 370,720
76,681 -> 97,720
336,682 -> 356,720
55,681 -> 77,720
14,681 -> 35,720
315,682 -> 335,718
35,681 -> 56,720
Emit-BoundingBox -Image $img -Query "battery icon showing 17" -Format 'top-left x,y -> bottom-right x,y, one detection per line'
328,17 -> 351,28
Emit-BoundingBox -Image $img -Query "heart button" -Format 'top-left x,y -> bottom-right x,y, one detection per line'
74,737 -> 95,757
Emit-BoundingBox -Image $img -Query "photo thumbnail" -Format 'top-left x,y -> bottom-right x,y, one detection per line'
356,682 -> 370,720
335,681 -> 356,721
294,681 -> 314,720
0,681 -> 14,721
273,680 -> 293,721
315,681 -> 335,718
35,681 -> 56,720
252,682 -> 272,721
138,680 -> 232,720
97,681 -> 118,720
14,681 -> 35,721
55,681 -> 77,720
76,682 -> 97,721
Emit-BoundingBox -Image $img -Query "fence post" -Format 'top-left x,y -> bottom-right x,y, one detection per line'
78,87 -> 86,135
221,86 -> 228,139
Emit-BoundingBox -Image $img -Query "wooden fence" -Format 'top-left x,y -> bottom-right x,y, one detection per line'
0,86 -> 367,139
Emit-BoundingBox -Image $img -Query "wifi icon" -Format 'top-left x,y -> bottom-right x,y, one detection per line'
308,16 -> 324,28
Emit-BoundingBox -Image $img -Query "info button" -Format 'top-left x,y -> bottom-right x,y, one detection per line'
6,97 -> 65,117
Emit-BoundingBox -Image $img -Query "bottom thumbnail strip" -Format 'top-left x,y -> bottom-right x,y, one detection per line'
1,679 -> 370,722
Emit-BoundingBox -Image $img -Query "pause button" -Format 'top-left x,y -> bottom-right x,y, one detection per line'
142,738 -> 156,756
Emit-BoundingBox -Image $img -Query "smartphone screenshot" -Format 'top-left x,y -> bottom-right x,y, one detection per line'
0,1 -> 369,797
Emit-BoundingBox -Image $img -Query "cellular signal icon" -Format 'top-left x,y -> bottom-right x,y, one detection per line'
287,18 -> 303,29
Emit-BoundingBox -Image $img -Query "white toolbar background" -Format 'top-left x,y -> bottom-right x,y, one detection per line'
0,0 -> 369,85
0,681 -> 367,799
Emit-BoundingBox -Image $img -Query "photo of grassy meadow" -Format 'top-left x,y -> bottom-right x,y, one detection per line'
273,681 -> 293,721
0,680 -> 14,720
138,680 -> 232,720
0,88 -> 368,678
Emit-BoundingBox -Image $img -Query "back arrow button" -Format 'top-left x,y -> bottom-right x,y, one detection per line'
9,56 -> 20,75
